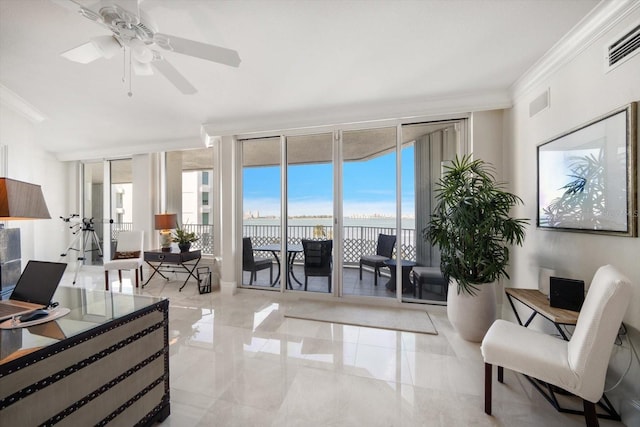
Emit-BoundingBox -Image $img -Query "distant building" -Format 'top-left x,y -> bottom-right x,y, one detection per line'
182,170 -> 212,225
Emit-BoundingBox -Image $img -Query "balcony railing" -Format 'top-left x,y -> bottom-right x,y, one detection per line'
243,224 -> 416,263
110,222 -> 417,263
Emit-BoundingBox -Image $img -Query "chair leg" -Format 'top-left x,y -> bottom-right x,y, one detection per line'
135,269 -> 139,288
249,270 -> 254,286
498,366 -> 504,383
140,265 -> 144,282
269,265 -> 273,284
485,363 -> 492,415
583,400 -> 599,427
374,266 -> 378,286
304,276 -> 308,291
359,262 -> 362,280
104,271 -> 109,291
328,276 -> 331,293
118,270 -> 123,284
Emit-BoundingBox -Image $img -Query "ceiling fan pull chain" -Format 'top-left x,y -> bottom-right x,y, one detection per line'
128,47 -> 133,97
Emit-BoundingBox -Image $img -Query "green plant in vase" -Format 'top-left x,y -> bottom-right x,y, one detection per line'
172,223 -> 199,252
423,154 -> 528,341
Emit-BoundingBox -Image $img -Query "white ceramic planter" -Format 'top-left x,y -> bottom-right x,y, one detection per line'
447,279 -> 497,342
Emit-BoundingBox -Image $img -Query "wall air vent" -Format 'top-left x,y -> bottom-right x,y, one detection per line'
606,23 -> 640,72
529,89 -> 550,118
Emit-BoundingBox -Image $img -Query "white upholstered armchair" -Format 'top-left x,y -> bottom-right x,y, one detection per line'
104,230 -> 144,291
481,264 -> 631,427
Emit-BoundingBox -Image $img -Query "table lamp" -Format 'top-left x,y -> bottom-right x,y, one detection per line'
0,177 -> 51,295
154,213 -> 177,252
0,177 -> 51,221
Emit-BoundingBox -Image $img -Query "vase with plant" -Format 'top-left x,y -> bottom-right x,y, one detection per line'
423,155 -> 528,342
172,223 -> 199,252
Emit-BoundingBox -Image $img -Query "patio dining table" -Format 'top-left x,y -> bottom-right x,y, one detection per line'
253,243 -> 304,289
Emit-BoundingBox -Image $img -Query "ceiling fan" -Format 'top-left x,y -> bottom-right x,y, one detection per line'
52,0 -> 241,95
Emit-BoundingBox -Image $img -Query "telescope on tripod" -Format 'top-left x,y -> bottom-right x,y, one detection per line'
60,214 -> 103,284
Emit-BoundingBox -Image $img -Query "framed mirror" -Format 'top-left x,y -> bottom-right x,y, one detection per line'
537,102 -> 637,236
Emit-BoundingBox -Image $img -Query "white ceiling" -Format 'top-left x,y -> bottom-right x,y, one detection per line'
0,0 -> 601,161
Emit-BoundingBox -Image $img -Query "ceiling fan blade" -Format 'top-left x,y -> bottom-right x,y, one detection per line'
51,0 -> 104,23
153,33 -> 241,67
61,41 -> 102,64
151,57 -> 197,95
50,0 -> 83,13
61,36 -> 121,64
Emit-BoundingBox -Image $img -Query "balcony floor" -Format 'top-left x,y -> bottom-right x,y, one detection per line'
242,265 -> 447,303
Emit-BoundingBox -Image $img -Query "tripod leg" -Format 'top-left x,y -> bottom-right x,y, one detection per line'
72,229 -> 94,285
91,230 -> 104,258
60,232 -> 82,258
72,257 -> 81,285
60,232 -> 83,285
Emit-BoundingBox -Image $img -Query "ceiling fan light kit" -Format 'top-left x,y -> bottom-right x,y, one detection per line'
55,0 -> 240,95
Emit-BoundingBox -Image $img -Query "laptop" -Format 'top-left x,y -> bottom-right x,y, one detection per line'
0,260 -> 67,321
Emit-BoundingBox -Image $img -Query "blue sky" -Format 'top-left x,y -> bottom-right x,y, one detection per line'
243,146 -> 415,217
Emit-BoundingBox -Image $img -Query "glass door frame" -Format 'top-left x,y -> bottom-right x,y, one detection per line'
80,158 -> 135,264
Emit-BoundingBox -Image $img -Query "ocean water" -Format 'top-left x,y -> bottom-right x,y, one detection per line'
244,217 -> 416,230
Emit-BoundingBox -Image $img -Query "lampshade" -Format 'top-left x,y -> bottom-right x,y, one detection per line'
154,213 -> 177,230
0,178 -> 51,220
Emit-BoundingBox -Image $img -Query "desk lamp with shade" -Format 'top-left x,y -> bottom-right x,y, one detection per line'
0,178 -> 51,295
154,213 -> 177,252
0,178 -> 51,221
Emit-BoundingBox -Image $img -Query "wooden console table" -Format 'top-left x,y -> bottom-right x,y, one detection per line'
505,288 -> 579,340
143,249 -> 201,291
0,287 -> 170,426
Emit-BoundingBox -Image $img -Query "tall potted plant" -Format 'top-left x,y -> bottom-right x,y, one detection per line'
423,155 -> 528,342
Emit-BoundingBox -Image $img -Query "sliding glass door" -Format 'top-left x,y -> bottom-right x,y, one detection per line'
342,127 -> 397,298
241,137 -> 282,289
286,133 -> 334,294
238,118 -> 466,303
401,122 -> 459,303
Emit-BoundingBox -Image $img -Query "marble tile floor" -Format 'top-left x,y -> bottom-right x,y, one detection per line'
63,266 -> 623,427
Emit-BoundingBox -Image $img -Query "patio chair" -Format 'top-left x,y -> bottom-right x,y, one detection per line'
104,230 -> 144,291
242,237 -> 273,285
481,264 -> 632,427
412,266 -> 447,299
359,233 -> 396,286
302,239 -> 333,292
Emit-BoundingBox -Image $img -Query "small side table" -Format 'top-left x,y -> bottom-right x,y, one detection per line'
384,259 -> 417,293
143,249 -> 201,291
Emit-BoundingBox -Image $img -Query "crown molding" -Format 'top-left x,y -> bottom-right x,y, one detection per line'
511,0 -> 640,101
201,89 -> 511,139
0,84 -> 47,123
55,137 -> 202,162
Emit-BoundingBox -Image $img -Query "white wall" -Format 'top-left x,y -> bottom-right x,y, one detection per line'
471,109 -> 505,181
0,104 -> 69,263
506,9 -> 640,414
132,154 -> 157,250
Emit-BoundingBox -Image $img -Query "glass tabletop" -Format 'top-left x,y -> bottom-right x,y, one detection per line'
0,286 -> 165,364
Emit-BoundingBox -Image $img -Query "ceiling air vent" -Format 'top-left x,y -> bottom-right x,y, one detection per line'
606,23 -> 640,72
